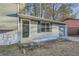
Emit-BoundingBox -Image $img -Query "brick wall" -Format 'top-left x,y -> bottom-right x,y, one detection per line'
68,27 -> 79,35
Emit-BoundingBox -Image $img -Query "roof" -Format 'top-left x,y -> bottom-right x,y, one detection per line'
64,20 -> 79,27
0,16 -> 17,30
18,14 -> 66,25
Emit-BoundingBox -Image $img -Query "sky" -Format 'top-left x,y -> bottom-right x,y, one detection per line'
55,3 -> 79,19
71,4 -> 79,19
74,7 -> 79,19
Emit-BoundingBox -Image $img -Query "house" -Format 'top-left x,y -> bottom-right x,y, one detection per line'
18,14 -> 68,44
0,16 -> 18,45
64,18 -> 79,35
0,4 -> 18,45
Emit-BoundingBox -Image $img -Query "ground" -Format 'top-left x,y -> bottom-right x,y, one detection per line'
0,39 -> 79,56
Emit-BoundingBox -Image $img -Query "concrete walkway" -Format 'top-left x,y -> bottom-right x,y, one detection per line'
68,36 -> 79,41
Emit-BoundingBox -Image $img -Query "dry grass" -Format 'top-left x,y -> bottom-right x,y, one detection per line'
0,40 -> 79,56
0,44 -> 22,56
25,40 -> 79,56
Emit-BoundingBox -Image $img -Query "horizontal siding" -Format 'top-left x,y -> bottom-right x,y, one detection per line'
31,21 -> 38,37
0,31 -> 18,45
52,25 -> 59,37
21,21 -> 67,43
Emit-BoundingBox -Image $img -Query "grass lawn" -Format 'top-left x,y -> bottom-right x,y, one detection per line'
0,40 -> 79,56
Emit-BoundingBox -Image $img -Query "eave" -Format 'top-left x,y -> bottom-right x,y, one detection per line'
18,14 -> 66,25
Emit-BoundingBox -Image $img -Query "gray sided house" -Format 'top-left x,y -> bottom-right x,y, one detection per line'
19,14 -> 68,44
0,16 -> 18,45
0,4 -> 18,45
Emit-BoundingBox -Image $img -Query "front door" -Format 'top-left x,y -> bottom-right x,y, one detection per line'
23,21 -> 29,37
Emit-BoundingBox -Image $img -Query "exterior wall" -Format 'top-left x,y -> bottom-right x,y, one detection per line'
0,30 -> 18,45
20,19 -> 33,43
51,24 -> 68,39
19,19 -> 23,43
64,19 -> 79,35
30,21 -> 60,38
64,25 -> 68,38
20,20 -> 67,43
52,25 -> 59,38
30,21 -> 38,37
68,27 -> 79,35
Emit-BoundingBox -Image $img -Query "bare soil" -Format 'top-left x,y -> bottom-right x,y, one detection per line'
0,40 -> 79,56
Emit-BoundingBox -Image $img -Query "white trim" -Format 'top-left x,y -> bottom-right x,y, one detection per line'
21,19 -> 23,42
19,14 -> 66,25
29,20 -> 31,37
17,3 -> 20,42
65,25 -> 68,38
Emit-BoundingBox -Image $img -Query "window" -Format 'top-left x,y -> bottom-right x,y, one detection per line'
38,21 -> 52,32
38,21 -> 41,33
23,21 -> 29,37
46,23 -> 49,32
46,23 -> 52,32
41,23 -> 45,32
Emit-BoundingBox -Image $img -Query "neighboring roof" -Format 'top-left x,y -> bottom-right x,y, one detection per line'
64,20 -> 79,27
6,13 -> 17,17
0,16 -> 17,30
19,14 -> 66,25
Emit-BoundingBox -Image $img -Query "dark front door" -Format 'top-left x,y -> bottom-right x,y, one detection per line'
23,21 -> 29,37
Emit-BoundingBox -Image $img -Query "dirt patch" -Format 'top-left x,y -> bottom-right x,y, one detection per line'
0,40 -> 79,56
0,44 -> 23,56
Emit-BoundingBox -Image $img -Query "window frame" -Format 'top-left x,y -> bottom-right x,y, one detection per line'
37,21 -> 52,33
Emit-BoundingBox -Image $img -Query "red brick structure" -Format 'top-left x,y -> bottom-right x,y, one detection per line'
64,19 -> 79,35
